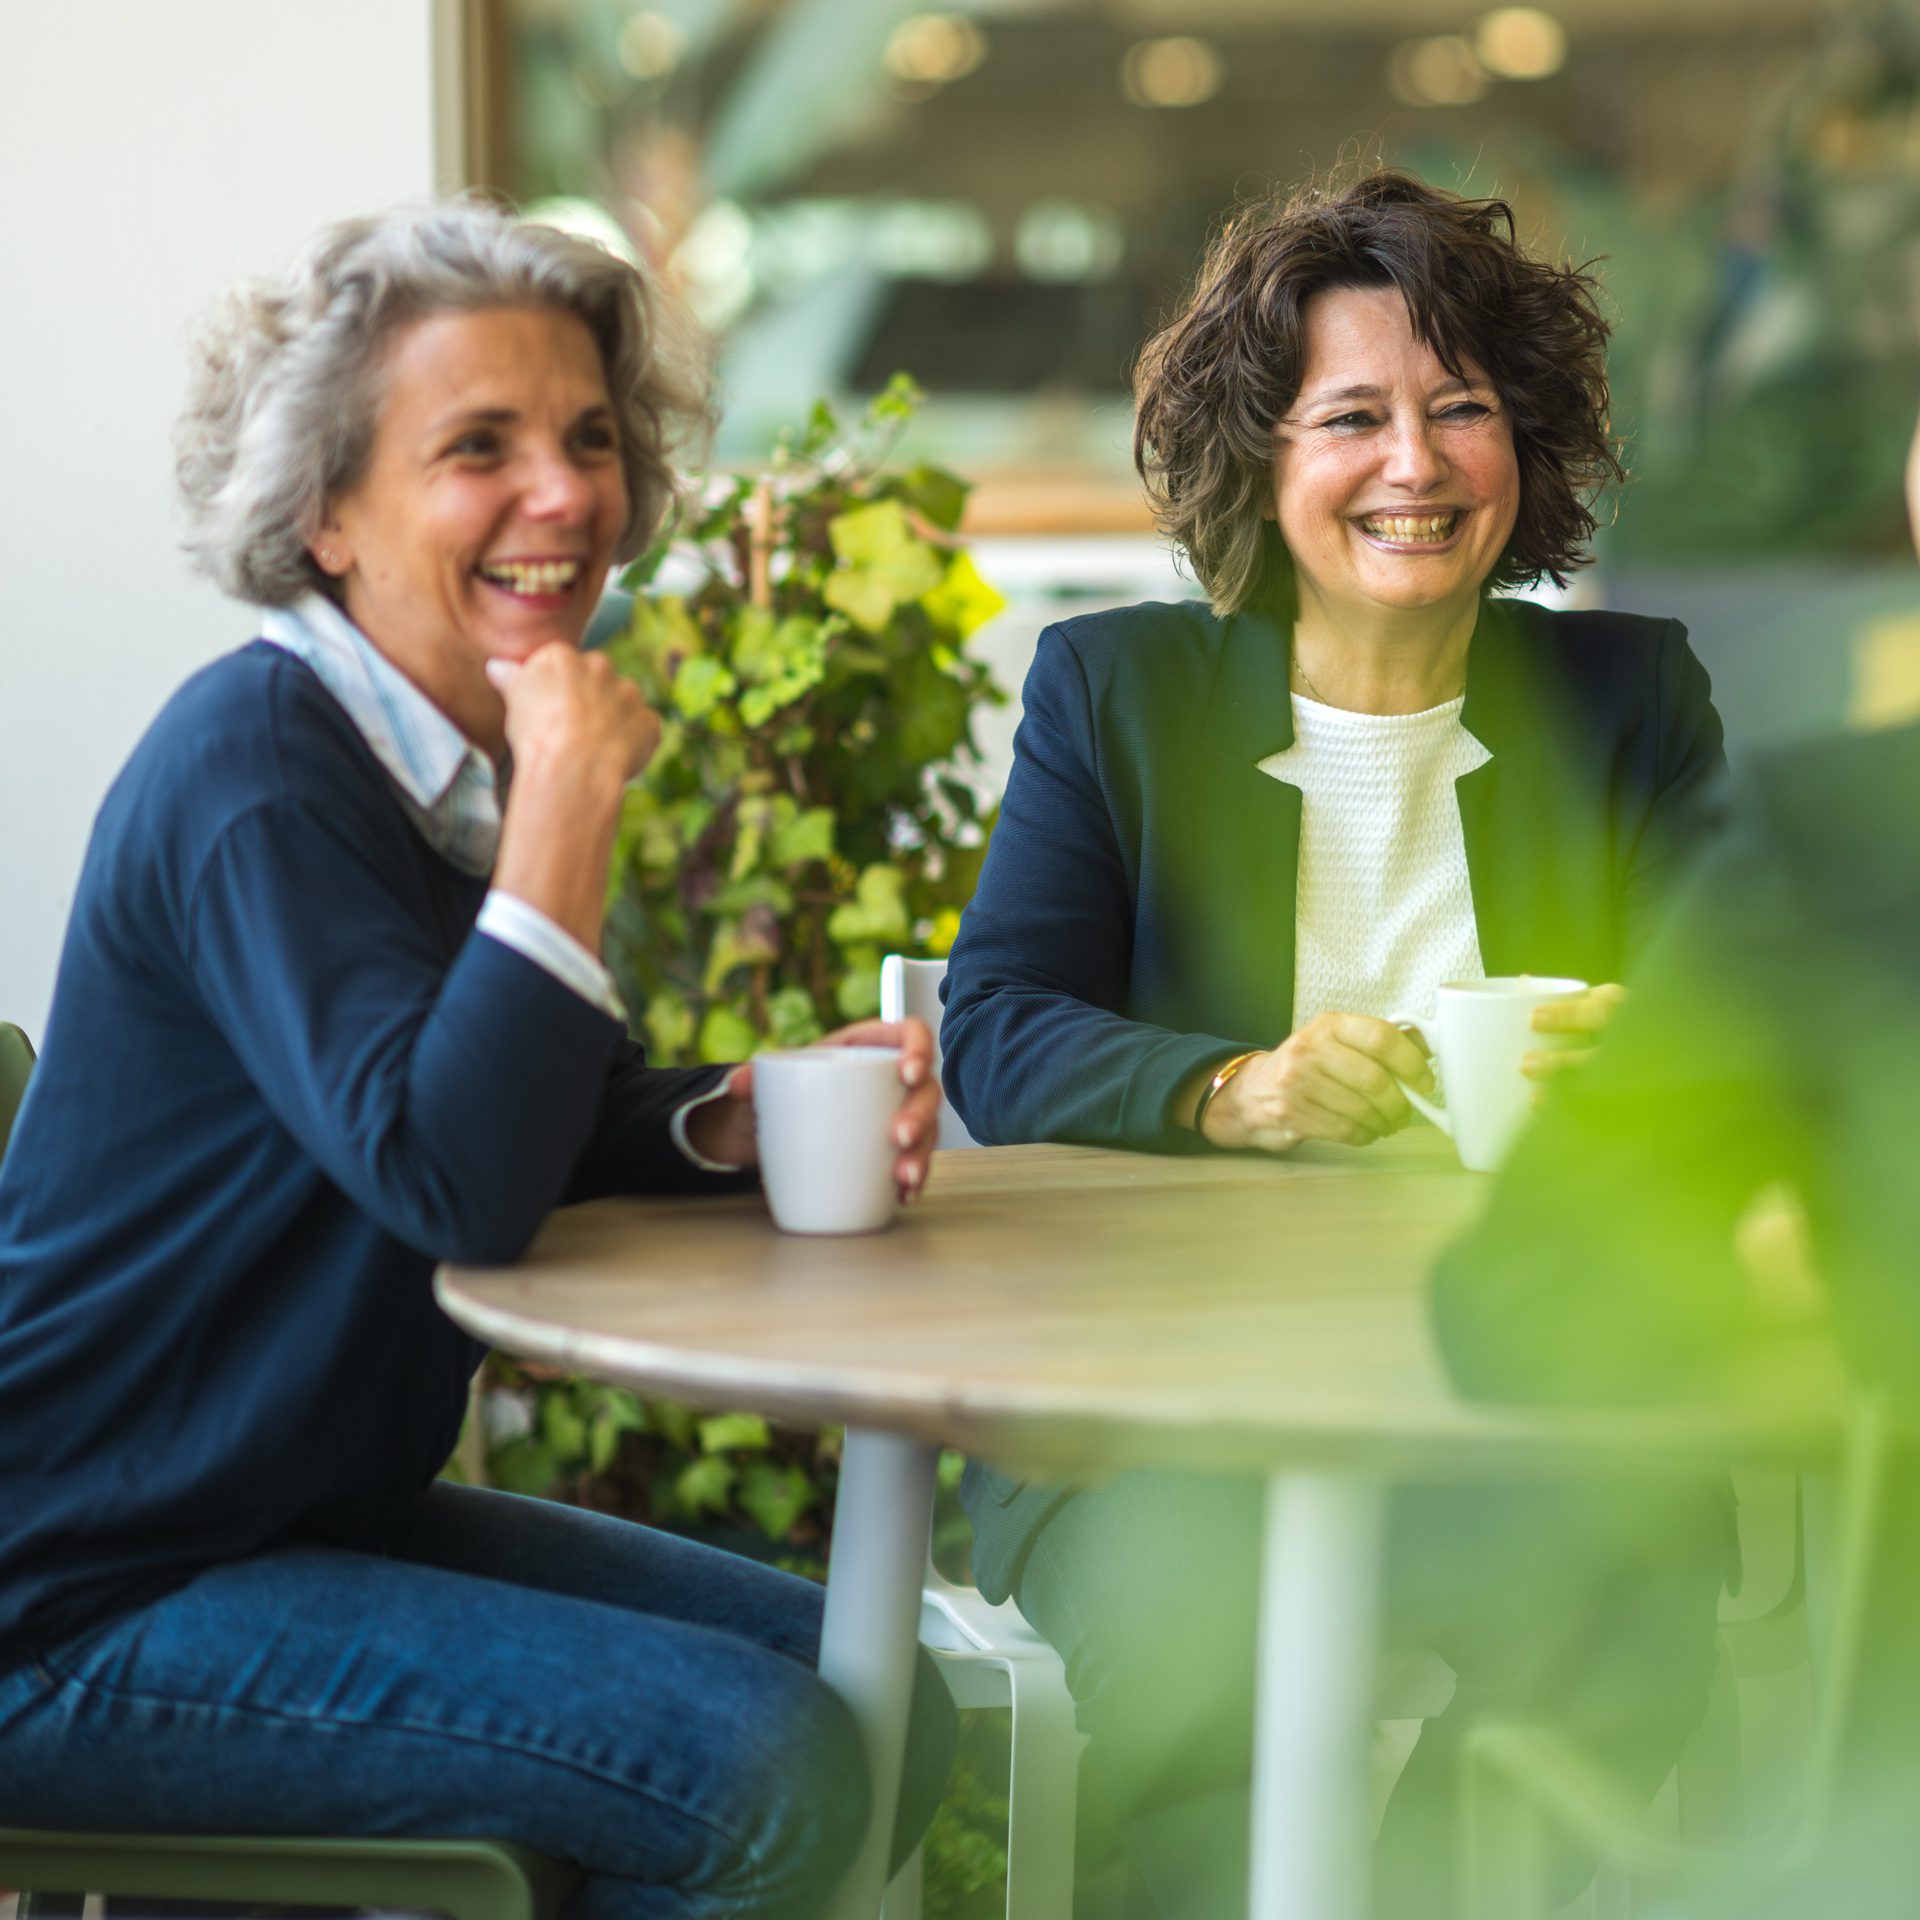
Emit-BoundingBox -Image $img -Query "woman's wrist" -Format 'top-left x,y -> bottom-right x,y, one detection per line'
493,812 -> 621,953
685,1089 -> 757,1168
1187,1049 -> 1263,1141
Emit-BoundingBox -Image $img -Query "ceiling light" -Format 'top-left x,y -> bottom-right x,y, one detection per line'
1120,36 -> 1223,109
617,11 -> 686,82
1475,8 -> 1567,81
883,13 -> 989,86
1387,35 -> 1490,108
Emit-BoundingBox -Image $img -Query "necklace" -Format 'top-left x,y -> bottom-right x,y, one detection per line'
1288,647 -> 1469,710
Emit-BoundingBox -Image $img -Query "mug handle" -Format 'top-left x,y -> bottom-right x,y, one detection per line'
1388,1011 -> 1449,1138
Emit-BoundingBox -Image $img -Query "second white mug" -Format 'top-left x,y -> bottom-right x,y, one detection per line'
1390,977 -> 1588,1173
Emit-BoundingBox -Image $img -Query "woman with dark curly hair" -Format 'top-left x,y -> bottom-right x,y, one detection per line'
939,171 -> 1730,1918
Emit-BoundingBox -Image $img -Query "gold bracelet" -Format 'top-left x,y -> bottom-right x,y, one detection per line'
1192,1049 -> 1261,1135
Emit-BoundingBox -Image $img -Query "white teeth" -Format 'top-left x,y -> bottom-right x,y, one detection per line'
1360,515 -> 1457,542
480,559 -> 584,595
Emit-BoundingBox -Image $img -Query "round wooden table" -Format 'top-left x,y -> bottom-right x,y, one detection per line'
437,1131 -> 1841,1920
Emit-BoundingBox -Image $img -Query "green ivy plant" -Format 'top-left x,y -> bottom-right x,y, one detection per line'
599,373 -> 1006,1058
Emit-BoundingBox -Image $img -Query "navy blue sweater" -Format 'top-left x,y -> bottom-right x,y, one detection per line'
0,644 -> 743,1669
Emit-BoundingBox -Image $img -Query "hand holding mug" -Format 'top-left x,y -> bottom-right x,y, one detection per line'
1390,977 -> 1588,1171
1522,983 -> 1627,1084
686,1017 -> 942,1212
1198,1013 -> 1436,1153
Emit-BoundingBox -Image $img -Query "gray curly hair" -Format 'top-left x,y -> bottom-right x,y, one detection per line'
175,199 -> 712,607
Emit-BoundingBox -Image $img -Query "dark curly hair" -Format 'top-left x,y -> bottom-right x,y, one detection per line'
1132,169 -> 1625,618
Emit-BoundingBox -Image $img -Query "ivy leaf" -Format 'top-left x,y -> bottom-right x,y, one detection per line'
836,946 -> 882,1020
621,795 -> 679,875
771,805 -> 835,867
733,612 -> 836,721
822,569 -> 894,636
485,1436 -> 563,1498
591,1386 -> 647,1433
823,501 -> 945,635
642,988 -> 695,1062
672,654 -> 738,722
651,1399 -> 696,1451
766,984 -> 825,1049
539,1393 -> 588,1463
729,797 -> 768,882
698,1003 -> 761,1064
826,864 -> 911,946
868,371 -> 924,425
623,595 -> 707,679
708,874 -> 795,916
703,915 -> 780,995
893,650 -> 973,767
894,462 -> 970,533
673,1454 -> 738,1517
790,396 -> 840,460
588,1407 -> 632,1475
698,1411 -> 771,1453
927,906 -> 963,956
672,797 -> 717,848
827,642 -> 890,680
738,1461 -> 819,1540
921,552 -> 1008,640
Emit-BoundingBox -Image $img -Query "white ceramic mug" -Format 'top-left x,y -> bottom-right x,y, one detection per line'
1390,977 -> 1588,1173
753,1046 -> 904,1235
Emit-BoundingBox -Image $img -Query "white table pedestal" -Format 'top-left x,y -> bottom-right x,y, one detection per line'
1250,1469 -> 1387,1920
819,1426 -> 939,1920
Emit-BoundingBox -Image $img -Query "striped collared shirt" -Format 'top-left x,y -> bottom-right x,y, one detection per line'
259,594 -> 626,1018
258,596 -> 738,1170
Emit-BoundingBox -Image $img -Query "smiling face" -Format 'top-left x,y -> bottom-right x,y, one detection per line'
314,303 -> 629,744
1271,283 -> 1520,638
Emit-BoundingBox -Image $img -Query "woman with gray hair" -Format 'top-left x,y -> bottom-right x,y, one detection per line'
0,201 -> 954,1914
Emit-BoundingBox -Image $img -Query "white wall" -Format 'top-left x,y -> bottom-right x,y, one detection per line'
0,3 -> 440,1039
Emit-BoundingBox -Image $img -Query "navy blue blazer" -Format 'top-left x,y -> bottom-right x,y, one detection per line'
941,593 -> 1728,1599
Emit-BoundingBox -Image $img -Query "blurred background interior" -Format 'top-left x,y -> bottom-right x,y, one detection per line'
10,0 -> 1920,1037
466,0 -> 1920,781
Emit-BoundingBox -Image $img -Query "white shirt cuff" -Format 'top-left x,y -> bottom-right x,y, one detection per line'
476,890 -> 625,1024
670,1080 -> 747,1173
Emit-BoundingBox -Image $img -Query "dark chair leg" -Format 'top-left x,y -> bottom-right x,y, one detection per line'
103,1907 -> 287,1919
19,1895 -> 88,1920
101,1907 -> 358,1919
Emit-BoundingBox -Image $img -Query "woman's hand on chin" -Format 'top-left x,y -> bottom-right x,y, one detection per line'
1522,983 -> 1627,1091
487,645 -> 661,792
685,1017 -> 944,1199
487,647 -> 662,953
1198,1013 -> 1435,1153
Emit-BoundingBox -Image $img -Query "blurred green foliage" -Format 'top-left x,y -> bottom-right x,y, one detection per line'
599,374 -> 1005,1056
474,1357 -> 976,1571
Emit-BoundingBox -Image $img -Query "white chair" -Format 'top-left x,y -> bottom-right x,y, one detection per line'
878,956 -> 1084,1920
879,955 -> 976,1150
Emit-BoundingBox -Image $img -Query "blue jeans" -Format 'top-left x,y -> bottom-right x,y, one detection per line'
0,1482 -> 958,1920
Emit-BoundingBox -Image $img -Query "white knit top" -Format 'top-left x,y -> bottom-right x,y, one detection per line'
1258,693 -> 1491,1031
